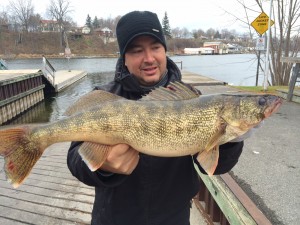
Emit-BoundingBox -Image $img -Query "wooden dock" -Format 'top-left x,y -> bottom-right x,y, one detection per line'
47,70 -> 87,92
182,71 -> 227,86
0,141 -> 207,225
0,69 -> 87,124
0,70 -> 45,125
0,143 -> 94,225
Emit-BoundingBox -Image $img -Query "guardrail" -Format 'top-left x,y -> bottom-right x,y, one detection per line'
42,56 -> 56,85
193,170 -> 272,225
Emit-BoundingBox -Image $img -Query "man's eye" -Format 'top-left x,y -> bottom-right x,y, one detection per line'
128,48 -> 142,54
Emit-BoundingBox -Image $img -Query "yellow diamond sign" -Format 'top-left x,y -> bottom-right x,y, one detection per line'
251,12 -> 274,35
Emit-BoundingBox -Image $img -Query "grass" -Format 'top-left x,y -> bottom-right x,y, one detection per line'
230,85 -> 290,94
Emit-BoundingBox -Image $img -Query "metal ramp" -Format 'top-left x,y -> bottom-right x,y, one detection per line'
41,56 -> 87,93
0,59 -> 8,70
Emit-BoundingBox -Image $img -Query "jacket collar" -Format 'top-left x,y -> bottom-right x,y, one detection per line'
114,57 -> 182,94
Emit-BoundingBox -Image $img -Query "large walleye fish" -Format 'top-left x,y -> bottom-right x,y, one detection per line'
0,82 -> 282,188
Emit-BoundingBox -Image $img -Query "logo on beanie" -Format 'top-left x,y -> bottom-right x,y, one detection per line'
152,28 -> 160,32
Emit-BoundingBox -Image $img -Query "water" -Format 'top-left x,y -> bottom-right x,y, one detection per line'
4,54 -> 264,124
5,54 -> 263,86
171,54 -> 263,86
5,57 -> 119,73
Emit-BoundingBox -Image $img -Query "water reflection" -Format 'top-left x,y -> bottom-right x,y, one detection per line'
48,72 -> 114,121
7,72 -> 114,124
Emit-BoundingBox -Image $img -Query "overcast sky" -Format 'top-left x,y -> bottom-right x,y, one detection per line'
1,0 -> 271,34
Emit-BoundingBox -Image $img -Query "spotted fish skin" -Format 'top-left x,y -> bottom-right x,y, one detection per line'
0,82 -> 283,188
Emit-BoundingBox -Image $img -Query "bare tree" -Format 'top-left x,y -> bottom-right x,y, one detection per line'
9,0 -> 34,32
28,13 -> 41,32
225,0 -> 300,86
47,0 -> 73,48
0,8 -> 9,25
206,28 -> 216,40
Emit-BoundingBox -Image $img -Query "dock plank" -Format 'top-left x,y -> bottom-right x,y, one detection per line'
53,70 -> 87,92
0,142 -> 94,225
0,70 -> 41,81
182,70 -> 226,86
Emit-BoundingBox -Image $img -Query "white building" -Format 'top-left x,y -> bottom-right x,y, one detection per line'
183,47 -> 214,55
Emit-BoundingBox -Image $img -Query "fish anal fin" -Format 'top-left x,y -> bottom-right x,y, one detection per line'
78,142 -> 111,171
141,81 -> 200,101
197,145 -> 219,176
64,90 -> 125,116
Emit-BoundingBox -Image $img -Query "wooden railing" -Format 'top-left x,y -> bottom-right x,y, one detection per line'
281,57 -> 300,101
42,56 -> 56,85
193,170 -> 272,225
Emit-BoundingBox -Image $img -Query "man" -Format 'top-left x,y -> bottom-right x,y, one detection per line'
67,11 -> 244,225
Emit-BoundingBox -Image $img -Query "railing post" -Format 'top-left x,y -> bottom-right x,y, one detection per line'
0,59 -> 8,70
42,56 -> 56,86
174,61 -> 182,70
287,63 -> 300,101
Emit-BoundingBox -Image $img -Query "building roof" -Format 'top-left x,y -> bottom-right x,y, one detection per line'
40,20 -> 58,24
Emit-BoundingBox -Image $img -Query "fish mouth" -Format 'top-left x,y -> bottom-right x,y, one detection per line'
264,96 -> 283,118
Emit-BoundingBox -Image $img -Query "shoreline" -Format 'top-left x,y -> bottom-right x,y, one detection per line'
0,52 -> 254,60
0,53 -> 120,60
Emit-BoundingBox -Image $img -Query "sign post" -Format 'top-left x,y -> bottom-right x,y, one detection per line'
65,47 -> 71,72
251,10 -> 275,89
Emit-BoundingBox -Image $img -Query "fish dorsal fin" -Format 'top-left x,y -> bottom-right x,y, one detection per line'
141,81 -> 200,101
64,90 -> 125,116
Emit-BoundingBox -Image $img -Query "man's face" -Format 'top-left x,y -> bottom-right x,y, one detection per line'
124,35 -> 167,86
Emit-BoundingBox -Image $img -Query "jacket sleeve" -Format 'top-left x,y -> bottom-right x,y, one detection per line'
67,141 -> 128,187
193,141 -> 244,175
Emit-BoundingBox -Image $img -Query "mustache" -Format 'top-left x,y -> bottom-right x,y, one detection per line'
139,62 -> 160,70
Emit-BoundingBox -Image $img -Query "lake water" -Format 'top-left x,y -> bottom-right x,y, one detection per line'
4,54 -> 264,124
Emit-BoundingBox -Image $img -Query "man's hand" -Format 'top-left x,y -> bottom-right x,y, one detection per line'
101,144 -> 139,175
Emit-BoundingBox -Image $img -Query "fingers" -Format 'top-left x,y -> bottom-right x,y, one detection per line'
100,144 -> 139,175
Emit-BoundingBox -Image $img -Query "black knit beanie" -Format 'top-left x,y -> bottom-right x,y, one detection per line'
116,11 -> 167,58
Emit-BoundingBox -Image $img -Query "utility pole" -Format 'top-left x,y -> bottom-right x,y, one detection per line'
263,0 -> 274,91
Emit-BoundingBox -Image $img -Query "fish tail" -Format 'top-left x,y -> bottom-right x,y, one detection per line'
0,126 -> 43,188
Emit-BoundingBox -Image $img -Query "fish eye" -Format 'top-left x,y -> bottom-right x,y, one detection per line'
258,97 -> 267,106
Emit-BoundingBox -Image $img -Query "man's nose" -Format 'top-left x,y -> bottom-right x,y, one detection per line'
143,49 -> 155,63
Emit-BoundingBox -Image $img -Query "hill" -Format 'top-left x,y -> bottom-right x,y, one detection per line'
0,31 -> 119,59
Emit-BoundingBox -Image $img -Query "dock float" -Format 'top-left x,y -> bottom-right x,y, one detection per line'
0,69 -> 45,125
42,56 -> 87,93
42,68 -> 87,93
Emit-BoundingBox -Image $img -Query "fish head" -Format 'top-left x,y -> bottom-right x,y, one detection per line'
221,94 -> 283,132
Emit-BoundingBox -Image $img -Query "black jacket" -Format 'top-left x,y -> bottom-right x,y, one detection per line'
67,57 -> 243,225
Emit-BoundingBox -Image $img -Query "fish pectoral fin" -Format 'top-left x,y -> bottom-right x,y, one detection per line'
196,145 -> 219,176
196,120 -> 226,176
78,142 -> 111,171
